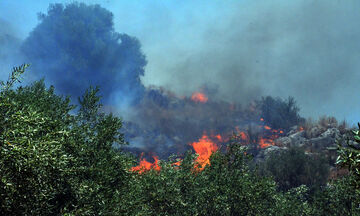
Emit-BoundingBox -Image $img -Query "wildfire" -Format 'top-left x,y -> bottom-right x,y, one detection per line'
234,123 -> 285,149
190,134 -> 218,171
131,121 -> 287,174
172,160 -> 182,166
131,133 -> 220,174
213,134 -> 224,142
235,126 -> 250,144
130,153 -> 161,174
191,92 -> 208,103
258,138 -> 273,148
264,125 -> 271,130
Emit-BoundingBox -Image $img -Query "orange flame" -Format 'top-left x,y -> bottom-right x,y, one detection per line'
239,132 -> 249,142
190,134 -> 218,171
214,134 -> 223,142
259,138 -> 273,148
130,153 -> 161,174
298,126 -> 304,131
235,124 -> 285,149
260,118 -> 264,121
172,160 -> 182,166
235,127 -> 250,144
191,92 -> 208,103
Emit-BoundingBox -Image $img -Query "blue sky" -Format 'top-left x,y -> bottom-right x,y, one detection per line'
1,0 -> 360,126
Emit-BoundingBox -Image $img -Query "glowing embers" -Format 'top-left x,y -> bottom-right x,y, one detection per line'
235,118 -> 285,149
190,134 -> 219,171
130,153 -> 160,174
191,92 -> 208,103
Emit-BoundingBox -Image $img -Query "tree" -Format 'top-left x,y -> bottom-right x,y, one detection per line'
0,65 -> 131,215
256,96 -> 305,132
21,2 -> 146,106
0,65 -> 77,214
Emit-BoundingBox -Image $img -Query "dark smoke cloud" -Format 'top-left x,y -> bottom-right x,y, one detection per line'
2,0 -> 359,124
120,86 -> 262,159
139,0 -> 360,125
20,3 -> 146,108
1,0 -> 360,156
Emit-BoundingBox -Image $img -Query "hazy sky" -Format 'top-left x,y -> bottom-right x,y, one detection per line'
1,0 -> 360,126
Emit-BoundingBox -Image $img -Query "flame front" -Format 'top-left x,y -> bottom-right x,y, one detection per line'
190,134 -> 218,171
131,118 -> 287,174
191,92 -> 208,103
130,153 -> 160,174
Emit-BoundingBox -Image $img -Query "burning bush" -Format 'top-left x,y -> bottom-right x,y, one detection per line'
256,96 -> 305,133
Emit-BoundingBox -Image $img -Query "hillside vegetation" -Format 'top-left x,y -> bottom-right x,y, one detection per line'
0,65 -> 359,215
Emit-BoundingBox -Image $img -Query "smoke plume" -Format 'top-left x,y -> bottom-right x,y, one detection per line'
20,3 -> 146,108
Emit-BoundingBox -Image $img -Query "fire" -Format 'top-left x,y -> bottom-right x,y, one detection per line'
235,126 -> 250,144
214,134 -> 223,142
234,124 -> 285,149
172,160 -> 182,166
190,134 -> 218,171
130,153 -> 161,174
131,120 -> 288,174
258,138 -> 273,148
239,132 -> 250,143
191,92 -> 208,103
298,126 -> 304,131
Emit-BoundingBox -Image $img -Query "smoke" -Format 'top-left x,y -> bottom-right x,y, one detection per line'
1,0 -> 360,124
20,2 -> 146,108
1,0 -> 360,157
137,0 -> 360,126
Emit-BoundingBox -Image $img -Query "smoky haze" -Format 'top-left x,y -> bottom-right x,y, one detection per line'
0,0 -> 359,126
139,0 -> 360,126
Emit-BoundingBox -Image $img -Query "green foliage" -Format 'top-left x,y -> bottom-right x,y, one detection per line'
336,123 -> 360,188
0,64 -> 29,93
119,143 -> 283,216
0,65 -> 130,215
259,146 -> 329,192
310,175 -> 360,215
1,65 -> 359,215
118,138 -> 325,216
256,96 -> 305,132
0,65 -> 77,214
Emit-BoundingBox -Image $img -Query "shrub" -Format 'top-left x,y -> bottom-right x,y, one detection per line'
259,146 -> 330,193
310,175 -> 360,215
0,65 -> 131,215
256,96 -> 305,133
318,115 -> 338,129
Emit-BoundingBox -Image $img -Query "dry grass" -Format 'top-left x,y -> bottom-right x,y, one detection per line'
299,116 -> 351,139
338,119 -> 349,134
318,115 -> 338,129
299,117 -> 315,139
